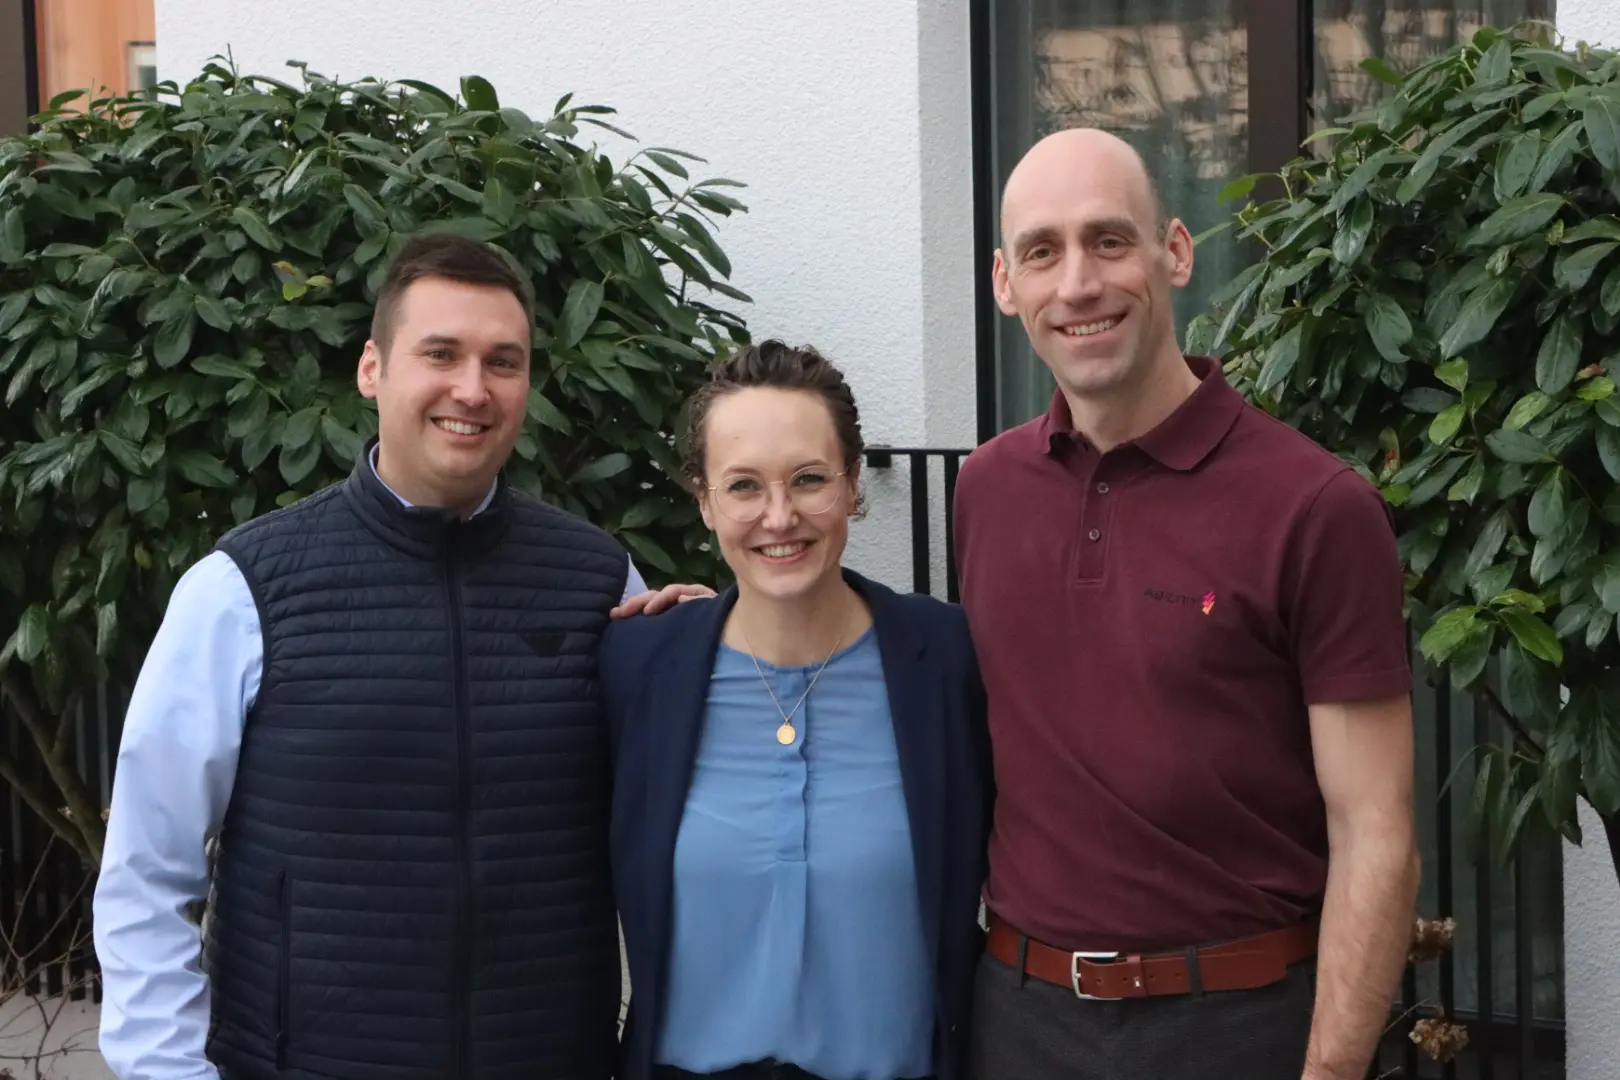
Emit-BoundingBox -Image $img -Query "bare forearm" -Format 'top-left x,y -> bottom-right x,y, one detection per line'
1302,837 -> 1420,1080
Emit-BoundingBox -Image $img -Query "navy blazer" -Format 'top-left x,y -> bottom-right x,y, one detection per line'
601,568 -> 992,1080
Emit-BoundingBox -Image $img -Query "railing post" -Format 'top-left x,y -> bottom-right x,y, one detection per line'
1475,697 -> 1496,1080
909,453 -> 931,596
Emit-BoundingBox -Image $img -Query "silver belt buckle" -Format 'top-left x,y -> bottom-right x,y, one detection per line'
1070,951 -> 1120,1000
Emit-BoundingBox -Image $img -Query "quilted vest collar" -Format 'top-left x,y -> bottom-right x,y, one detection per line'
342,436 -> 512,558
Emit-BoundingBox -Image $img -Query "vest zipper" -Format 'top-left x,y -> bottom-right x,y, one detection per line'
445,546 -> 472,1079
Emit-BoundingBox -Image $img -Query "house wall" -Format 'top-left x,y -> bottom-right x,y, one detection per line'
155,0 -> 977,593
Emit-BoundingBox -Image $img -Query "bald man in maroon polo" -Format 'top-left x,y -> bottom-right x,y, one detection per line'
956,128 -> 1420,1080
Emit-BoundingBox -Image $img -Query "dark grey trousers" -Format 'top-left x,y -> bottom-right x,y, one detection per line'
966,952 -> 1316,1080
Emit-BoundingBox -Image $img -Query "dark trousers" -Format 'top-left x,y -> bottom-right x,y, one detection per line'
966,952 -> 1316,1080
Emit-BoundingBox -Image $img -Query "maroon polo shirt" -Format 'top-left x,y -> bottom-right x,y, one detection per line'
955,354 -> 1411,954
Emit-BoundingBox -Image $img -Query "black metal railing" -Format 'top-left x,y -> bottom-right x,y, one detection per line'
1,683 -> 121,1005
862,447 -> 1566,1080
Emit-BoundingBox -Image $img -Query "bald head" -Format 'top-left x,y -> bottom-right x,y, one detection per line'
1000,128 -> 1168,248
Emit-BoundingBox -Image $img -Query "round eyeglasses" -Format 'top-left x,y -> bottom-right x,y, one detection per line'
706,467 -> 847,523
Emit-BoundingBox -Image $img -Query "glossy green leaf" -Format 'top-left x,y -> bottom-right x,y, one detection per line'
1485,427 -> 1555,464
1501,640 -> 1560,729
1529,121 -> 1585,193
1436,358 -> 1470,392
461,75 -> 499,112
1585,94 -> 1620,172
1555,241 -> 1619,291
1528,468 -> 1568,537
1579,376 -> 1616,401
1498,608 -> 1564,665
153,311 -> 197,369
1334,199 -> 1375,264
172,450 -> 236,489
230,206 -> 282,251
1364,293 -> 1412,362
573,452 -> 632,483
1449,458 -> 1486,503
1463,193 -> 1566,249
1535,313 -> 1583,394
1598,425 -> 1620,480
1256,322 -> 1305,393
278,437 -> 322,486
1429,404 -> 1466,445
557,279 -> 605,349
1438,273 -> 1520,357
1420,606 -> 1481,662
1494,131 -> 1542,201
1504,390 -> 1552,429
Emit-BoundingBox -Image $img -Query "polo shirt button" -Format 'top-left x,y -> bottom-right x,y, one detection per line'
1088,528 -> 1101,542
1096,482 -> 1110,494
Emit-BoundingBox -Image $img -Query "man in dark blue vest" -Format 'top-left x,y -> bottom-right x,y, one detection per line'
92,232 -> 708,1080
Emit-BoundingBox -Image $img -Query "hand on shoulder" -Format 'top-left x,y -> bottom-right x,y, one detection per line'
610,582 -> 716,619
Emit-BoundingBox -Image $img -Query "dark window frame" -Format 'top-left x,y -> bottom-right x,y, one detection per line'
1,0 -> 41,135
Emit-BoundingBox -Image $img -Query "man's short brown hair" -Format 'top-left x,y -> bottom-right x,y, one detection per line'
370,232 -> 536,354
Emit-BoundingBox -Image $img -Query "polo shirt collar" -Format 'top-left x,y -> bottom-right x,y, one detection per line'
1038,354 -> 1243,472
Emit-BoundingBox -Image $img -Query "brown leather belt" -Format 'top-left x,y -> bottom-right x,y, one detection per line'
985,911 -> 1318,1000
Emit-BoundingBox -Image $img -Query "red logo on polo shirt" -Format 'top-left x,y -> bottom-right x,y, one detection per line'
1142,587 -> 1216,613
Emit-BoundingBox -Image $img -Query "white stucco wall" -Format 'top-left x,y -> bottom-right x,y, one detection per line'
1564,804 -> 1620,1080
154,0 -> 976,593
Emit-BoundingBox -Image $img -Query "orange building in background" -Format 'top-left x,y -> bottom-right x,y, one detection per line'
35,0 -> 156,104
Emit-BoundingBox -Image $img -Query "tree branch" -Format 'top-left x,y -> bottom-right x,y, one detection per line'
51,686 -> 79,759
0,671 -> 103,864
0,667 -> 52,750
0,747 -> 89,862
1479,685 -> 1546,762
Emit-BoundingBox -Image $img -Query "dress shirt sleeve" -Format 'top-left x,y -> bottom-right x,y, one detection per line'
93,550 -> 263,1080
622,554 -> 647,604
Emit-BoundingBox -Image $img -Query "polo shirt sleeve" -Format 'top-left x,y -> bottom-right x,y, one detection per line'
1283,468 -> 1413,705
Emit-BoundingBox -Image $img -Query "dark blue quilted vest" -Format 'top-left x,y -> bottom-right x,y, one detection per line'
201,445 -> 628,1080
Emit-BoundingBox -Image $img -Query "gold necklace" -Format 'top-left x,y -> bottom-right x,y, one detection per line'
740,626 -> 846,746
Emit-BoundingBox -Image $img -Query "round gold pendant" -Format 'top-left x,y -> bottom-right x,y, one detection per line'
777,722 -> 796,745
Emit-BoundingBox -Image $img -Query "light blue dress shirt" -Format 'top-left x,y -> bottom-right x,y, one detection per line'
655,630 -> 935,1080
92,452 -> 646,1080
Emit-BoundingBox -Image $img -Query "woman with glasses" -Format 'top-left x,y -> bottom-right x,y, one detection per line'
600,341 -> 993,1080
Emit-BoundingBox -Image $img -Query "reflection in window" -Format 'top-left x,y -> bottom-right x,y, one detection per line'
128,42 -> 157,92
988,1 -> 1248,430
1312,0 -> 1555,134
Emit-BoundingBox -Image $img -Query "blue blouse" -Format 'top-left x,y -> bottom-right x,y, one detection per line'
654,629 -> 935,1080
